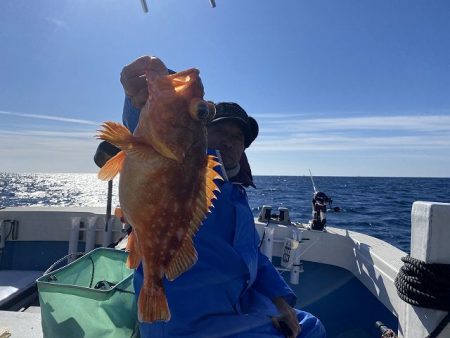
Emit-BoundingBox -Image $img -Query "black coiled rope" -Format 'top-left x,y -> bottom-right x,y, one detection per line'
395,255 -> 450,338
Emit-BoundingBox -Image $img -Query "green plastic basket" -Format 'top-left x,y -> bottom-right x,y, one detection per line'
37,248 -> 138,338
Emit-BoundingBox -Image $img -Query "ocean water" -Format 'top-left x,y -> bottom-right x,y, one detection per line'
1,173 -> 449,252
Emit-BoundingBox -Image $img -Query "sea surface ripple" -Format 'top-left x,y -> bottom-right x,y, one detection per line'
1,173 -> 449,252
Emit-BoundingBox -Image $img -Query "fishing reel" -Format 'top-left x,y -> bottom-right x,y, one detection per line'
307,170 -> 341,231
310,191 -> 333,231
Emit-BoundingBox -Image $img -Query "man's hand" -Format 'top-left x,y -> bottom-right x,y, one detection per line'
120,56 -> 169,109
272,297 -> 301,338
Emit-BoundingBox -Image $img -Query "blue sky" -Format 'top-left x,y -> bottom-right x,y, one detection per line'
1,0 -> 449,177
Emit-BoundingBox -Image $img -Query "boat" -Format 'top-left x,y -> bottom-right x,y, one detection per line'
1,198 -> 449,337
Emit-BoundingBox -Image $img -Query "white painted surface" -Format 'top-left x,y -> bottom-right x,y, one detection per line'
84,216 -> 98,253
260,226 -> 274,261
255,219 -> 405,320
0,207 -> 124,244
0,310 -> 42,338
68,217 -> 81,262
400,202 -> 450,338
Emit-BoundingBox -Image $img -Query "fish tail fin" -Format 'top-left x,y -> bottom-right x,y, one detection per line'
96,122 -> 133,149
165,238 -> 198,281
98,150 -> 125,181
138,284 -> 170,322
126,230 -> 141,269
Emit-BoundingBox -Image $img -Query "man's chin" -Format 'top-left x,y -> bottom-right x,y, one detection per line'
218,153 -> 239,169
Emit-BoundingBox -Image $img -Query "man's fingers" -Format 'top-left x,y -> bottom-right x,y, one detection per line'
131,87 -> 148,109
288,321 -> 300,338
271,317 -> 281,331
286,314 -> 301,338
272,298 -> 301,338
121,56 -> 168,80
272,316 -> 300,338
135,87 -> 149,107
131,97 -> 145,110
122,75 -> 147,97
121,56 -> 153,79
121,56 -> 169,98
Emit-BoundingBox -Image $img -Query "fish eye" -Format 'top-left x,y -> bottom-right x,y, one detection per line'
196,101 -> 209,120
189,100 -> 215,122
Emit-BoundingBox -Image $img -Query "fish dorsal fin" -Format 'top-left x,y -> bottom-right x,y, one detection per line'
98,150 -> 125,181
164,155 -> 222,281
193,154 -> 222,227
205,154 -> 222,204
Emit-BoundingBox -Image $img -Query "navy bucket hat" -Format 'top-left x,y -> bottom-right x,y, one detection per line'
208,102 -> 259,148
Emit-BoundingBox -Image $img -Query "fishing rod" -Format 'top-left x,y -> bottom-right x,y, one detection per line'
309,169 -> 318,194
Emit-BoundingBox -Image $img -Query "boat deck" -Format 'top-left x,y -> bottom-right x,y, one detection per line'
0,309 -> 42,338
0,260 -> 397,338
0,206 -> 416,337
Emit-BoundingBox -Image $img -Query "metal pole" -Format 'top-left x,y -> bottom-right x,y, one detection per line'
105,180 -> 113,230
140,0 -> 149,13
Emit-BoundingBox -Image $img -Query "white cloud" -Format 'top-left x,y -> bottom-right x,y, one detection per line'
1,109 -> 449,174
0,129 -> 95,139
258,114 -> 450,134
0,110 -> 99,126
0,133 -> 99,172
249,114 -> 450,152
0,110 -> 100,172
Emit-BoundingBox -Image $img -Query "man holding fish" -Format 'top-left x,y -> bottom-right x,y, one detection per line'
100,55 -> 326,337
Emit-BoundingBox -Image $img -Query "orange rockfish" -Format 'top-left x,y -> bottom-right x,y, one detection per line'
96,68 -> 221,323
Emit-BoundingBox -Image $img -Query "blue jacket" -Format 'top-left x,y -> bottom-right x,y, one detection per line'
123,97 -> 326,338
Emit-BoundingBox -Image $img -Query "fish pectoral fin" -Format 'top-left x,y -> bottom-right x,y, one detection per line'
97,121 -> 153,160
98,150 -> 125,181
165,237 -> 198,281
97,121 -> 134,149
126,230 -> 141,269
138,284 -> 170,323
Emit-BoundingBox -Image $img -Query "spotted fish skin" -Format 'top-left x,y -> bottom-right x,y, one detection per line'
96,68 -> 221,323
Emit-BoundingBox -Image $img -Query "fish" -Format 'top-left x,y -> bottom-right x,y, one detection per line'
96,68 -> 221,322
